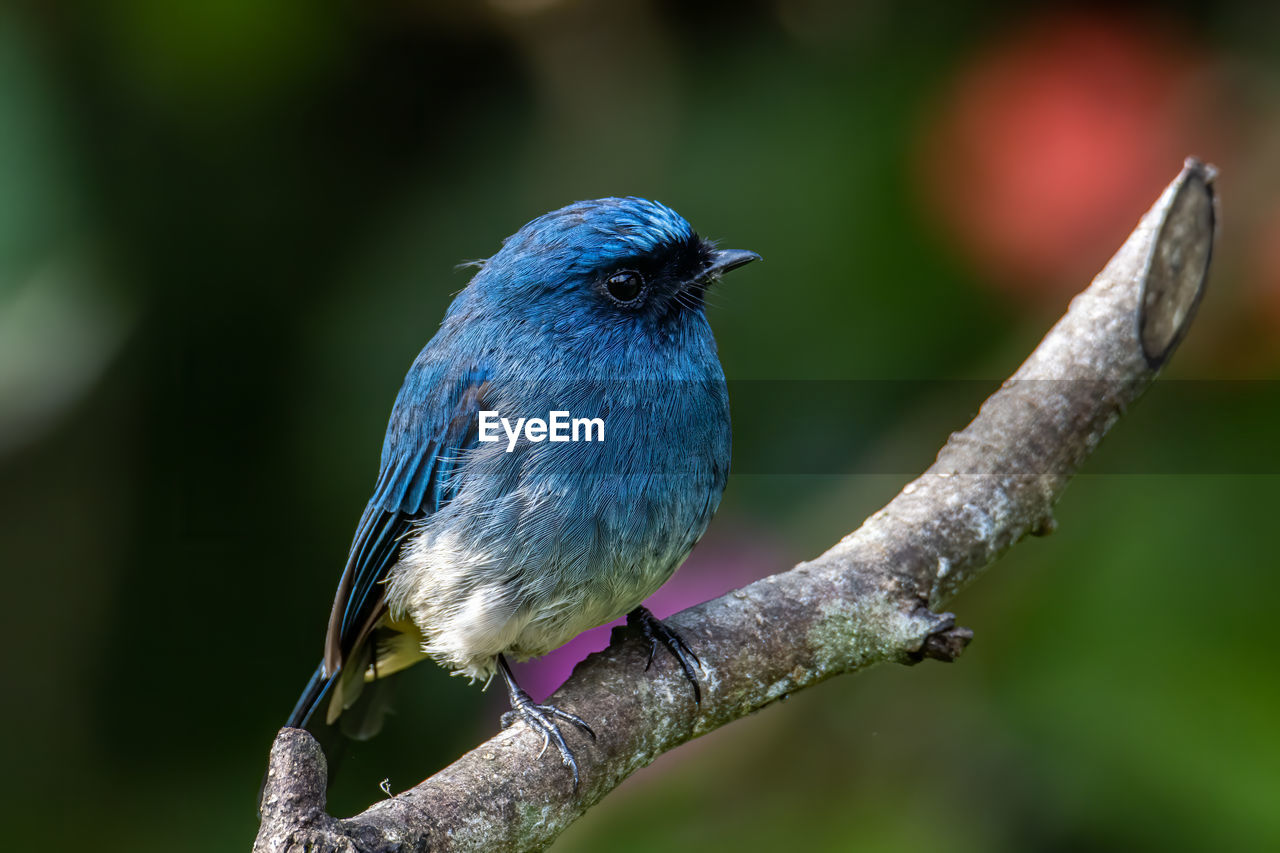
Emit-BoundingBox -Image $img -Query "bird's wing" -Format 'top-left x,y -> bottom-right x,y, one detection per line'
322,362 -> 490,676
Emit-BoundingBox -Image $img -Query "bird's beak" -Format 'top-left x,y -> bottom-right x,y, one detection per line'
702,249 -> 761,280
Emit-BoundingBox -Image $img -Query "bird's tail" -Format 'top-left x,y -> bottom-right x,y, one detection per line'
286,662 -> 336,730
285,645 -> 403,740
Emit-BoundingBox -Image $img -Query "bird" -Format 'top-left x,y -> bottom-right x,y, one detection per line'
285,197 -> 758,788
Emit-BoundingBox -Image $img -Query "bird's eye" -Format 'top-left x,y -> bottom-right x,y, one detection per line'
604,270 -> 645,305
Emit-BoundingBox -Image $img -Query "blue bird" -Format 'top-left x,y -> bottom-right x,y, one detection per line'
286,197 -> 758,786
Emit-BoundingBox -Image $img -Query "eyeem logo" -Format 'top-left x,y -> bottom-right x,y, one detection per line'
478,411 -> 605,453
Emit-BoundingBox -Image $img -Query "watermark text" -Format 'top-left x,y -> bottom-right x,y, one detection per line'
478,410 -> 605,452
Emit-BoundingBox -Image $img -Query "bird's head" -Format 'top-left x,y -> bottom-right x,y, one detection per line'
473,197 -> 759,329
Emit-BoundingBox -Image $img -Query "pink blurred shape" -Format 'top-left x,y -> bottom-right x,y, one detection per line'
507,523 -> 784,703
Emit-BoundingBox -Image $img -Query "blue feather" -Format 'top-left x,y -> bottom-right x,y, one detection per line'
323,364 -> 490,674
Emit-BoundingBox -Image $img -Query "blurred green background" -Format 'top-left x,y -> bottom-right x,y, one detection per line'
1,1 -> 1277,850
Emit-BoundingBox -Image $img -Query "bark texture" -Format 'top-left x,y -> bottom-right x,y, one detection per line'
256,159 -> 1217,853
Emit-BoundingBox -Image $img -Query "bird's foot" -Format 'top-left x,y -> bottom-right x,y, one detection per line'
627,605 -> 702,704
497,656 -> 594,791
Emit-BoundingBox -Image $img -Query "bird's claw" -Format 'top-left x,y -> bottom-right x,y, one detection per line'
628,605 -> 703,704
504,696 -> 595,788
498,657 -> 595,791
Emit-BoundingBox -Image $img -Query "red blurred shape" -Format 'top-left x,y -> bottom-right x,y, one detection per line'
920,11 -> 1212,298
1255,206 -> 1280,330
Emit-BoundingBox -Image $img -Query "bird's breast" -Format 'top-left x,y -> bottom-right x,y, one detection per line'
388,328 -> 731,671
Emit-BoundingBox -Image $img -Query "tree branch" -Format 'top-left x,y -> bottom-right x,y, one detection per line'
255,159 -> 1217,853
